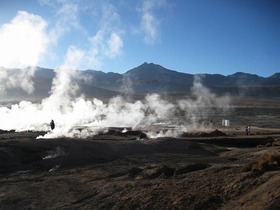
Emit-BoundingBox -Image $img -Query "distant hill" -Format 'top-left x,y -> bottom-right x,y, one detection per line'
123,62 -> 193,93
125,62 -> 193,83
1,63 -> 280,100
81,70 -> 123,91
122,63 -> 280,97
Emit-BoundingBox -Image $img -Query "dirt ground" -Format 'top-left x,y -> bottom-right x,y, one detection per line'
0,127 -> 280,210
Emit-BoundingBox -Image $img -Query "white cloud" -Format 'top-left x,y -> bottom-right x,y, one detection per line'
106,32 -> 123,58
56,2 -> 79,28
43,0 -> 124,70
47,1 -> 81,48
0,11 -> 48,68
86,2 -> 124,67
141,12 -> 158,44
37,0 -> 53,7
139,0 -> 166,45
72,1 -> 124,69
62,45 -> 85,69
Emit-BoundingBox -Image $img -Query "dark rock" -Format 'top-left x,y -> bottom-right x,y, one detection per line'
105,129 -> 126,136
124,130 -> 147,139
159,166 -> 176,177
180,130 -> 227,138
175,163 -> 210,175
207,129 -> 227,137
128,167 -> 143,178
144,168 -> 162,179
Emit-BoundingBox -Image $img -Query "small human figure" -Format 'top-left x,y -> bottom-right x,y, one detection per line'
50,120 -> 55,130
245,125 -> 250,135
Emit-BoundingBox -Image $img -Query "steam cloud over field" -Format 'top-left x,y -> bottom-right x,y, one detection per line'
0,66 -> 230,139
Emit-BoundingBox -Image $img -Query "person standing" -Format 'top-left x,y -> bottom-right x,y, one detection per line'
50,120 -> 55,130
245,125 -> 250,135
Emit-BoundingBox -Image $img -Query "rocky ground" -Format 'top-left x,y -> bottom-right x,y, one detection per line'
0,129 -> 280,210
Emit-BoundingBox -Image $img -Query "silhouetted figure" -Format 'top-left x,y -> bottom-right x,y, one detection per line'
50,120 -> 55,130
245,125 -> 250,135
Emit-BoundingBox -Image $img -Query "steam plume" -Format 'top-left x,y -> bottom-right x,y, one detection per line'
0,69 -> 230,139
178,76 -> 230,130
0,67 -> 36,95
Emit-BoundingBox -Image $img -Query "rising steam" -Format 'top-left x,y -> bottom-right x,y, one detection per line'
0,66 -> 230,139
0,66 -> 37,95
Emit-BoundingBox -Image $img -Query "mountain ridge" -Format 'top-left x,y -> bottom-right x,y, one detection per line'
1,62 -> 280,100
2,62 -> 279,78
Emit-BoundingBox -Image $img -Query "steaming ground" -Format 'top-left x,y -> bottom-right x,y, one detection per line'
0,69 -> 231,139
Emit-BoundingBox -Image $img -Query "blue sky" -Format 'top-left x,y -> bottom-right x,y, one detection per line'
0,0 -> 279,77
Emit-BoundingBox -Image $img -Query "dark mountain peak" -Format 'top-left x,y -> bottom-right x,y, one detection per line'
227,72 -> 264,82
141,62 -> 149,66
269,73 -> 280,79
128,62 -> 169,74
141,62 -> 164,68
226,72 -> 265,86
229,72 -> 259,77
123,62 -> 193,87
140,62 -> 156,66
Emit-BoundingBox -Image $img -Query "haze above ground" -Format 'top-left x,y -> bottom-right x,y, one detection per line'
0,0 -> 279,77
